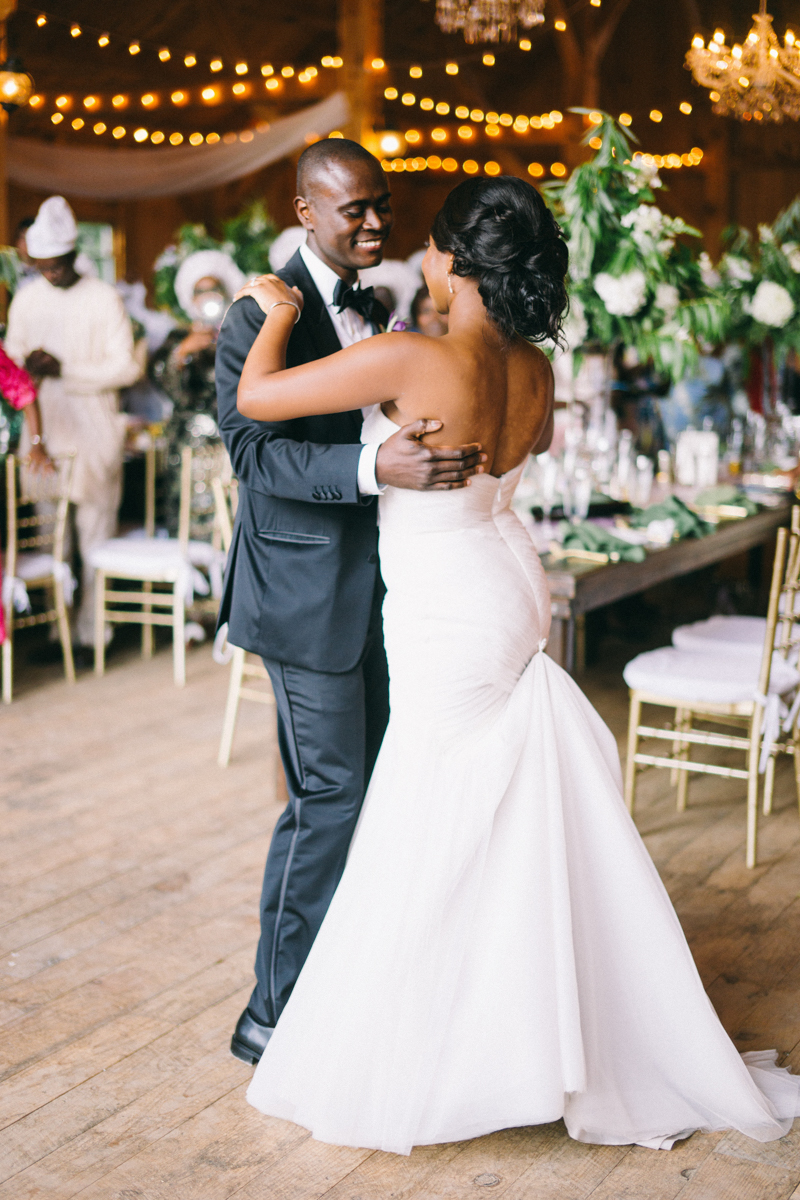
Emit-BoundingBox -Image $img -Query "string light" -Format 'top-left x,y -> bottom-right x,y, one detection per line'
381,154 -> 509,175
36,14 -> 46,26
71,117 -> 83,129
235,62 -> 248,74
554,19 -> 567,31
169,132 -> 183,144
112,126 -> 125,138
93,121 -> 106,134
159,48 -> 170,61
133,127 -> 148,141
184,55 -> 196,67
210,59 -> 223,72
70,24 -> 81,37
51,112 -> 62,124
129,42 -> 140,55
151,131 -> 165,143
98,33 -> 109,47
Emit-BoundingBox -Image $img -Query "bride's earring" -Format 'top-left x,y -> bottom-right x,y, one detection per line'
447,273 -> 454,296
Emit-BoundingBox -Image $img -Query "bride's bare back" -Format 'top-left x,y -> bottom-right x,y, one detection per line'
236,272 -> 555,479
382,328 -> 553,477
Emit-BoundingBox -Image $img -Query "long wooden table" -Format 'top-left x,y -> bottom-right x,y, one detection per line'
542,500 -> 793,671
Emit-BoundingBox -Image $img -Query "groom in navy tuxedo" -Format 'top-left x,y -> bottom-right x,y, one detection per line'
215,138 -> 484,1064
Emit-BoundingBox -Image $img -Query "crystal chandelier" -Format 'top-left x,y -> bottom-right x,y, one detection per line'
685,0 -> 800,122
435,0 -> 546,44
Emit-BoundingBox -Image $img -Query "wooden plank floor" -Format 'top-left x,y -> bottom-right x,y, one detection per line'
2,639 -> 800,1199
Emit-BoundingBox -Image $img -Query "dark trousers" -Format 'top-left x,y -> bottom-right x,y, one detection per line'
248,610 -> 389,1027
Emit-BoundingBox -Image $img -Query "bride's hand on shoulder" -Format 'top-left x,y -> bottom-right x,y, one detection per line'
234,274 -> 304,319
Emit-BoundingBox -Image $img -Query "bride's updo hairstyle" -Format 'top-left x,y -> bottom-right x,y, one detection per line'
430,176 -> 568,344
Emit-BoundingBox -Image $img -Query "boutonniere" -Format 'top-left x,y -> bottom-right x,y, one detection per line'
384,313 -> 409,333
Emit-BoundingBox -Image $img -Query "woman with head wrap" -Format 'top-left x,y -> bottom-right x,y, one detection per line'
4,196 -> 141,659
150,249 -> 244,534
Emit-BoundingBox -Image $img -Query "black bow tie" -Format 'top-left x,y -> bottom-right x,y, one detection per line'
333,279 -> 376,322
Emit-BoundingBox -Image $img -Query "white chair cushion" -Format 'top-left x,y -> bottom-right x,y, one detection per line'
89,537 -> 190,582
672,615 -> 766,655
15,551 -> 57,581
623,645 -> 800,704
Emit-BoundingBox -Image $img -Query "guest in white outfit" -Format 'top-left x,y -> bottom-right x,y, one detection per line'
5,196 -> 141,655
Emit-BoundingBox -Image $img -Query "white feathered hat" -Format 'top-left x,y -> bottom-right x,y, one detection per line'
174,249 -> 245,317
27,195 -> 78,259
268,226 -> 307,271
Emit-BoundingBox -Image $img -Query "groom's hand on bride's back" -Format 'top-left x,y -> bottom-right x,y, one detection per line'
375,420 -> 487,491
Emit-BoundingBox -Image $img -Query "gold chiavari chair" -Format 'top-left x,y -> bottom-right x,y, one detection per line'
90,444 -> 227,686
211,463 -> 277,768
623,523 -> 800,867
3,454 -> 75,703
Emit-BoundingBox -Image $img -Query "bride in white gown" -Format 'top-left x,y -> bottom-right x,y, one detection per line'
231,175 -> 800,1155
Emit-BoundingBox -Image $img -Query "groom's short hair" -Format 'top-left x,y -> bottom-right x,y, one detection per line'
296,138 -> 381,197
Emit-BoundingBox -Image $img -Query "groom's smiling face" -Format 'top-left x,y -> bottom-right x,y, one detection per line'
294,159 -> 393,282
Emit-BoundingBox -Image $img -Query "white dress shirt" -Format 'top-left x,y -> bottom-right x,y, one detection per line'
299,243 -> 384,496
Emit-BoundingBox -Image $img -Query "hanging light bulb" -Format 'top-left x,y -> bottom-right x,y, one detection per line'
0,57 -> 34,114
435,0 -> 546,43
686,0 -> 800,121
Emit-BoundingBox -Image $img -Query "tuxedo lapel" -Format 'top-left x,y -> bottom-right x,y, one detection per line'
279,250 -> 343,362
279,249 -> 364,438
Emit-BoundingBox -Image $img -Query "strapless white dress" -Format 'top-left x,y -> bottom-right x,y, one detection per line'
246,405 -> 800,1154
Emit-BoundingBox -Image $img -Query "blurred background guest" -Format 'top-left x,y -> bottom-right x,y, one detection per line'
410,284 -> 448,337
5,195 -> 141,662
12,217 -> 38,292
150,249 -> 243,534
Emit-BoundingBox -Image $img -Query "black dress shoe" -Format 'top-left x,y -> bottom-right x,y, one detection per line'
230,1007 -> 273,1065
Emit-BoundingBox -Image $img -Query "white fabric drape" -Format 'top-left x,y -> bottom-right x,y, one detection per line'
7,92 -> 349,200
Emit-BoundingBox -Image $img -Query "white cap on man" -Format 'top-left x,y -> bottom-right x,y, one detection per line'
26,195 -> 78,260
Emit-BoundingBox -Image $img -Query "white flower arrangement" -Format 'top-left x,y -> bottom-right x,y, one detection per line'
710,198 -> 800,354
654,282 -> 680,317
782,242 -> 800,272
698,252 -> 721,288
594,270 -> 647,316
745,280 -> 795,328
543,111 -> 727,382
561,295 -> 589,350
722,256 -> 753,284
